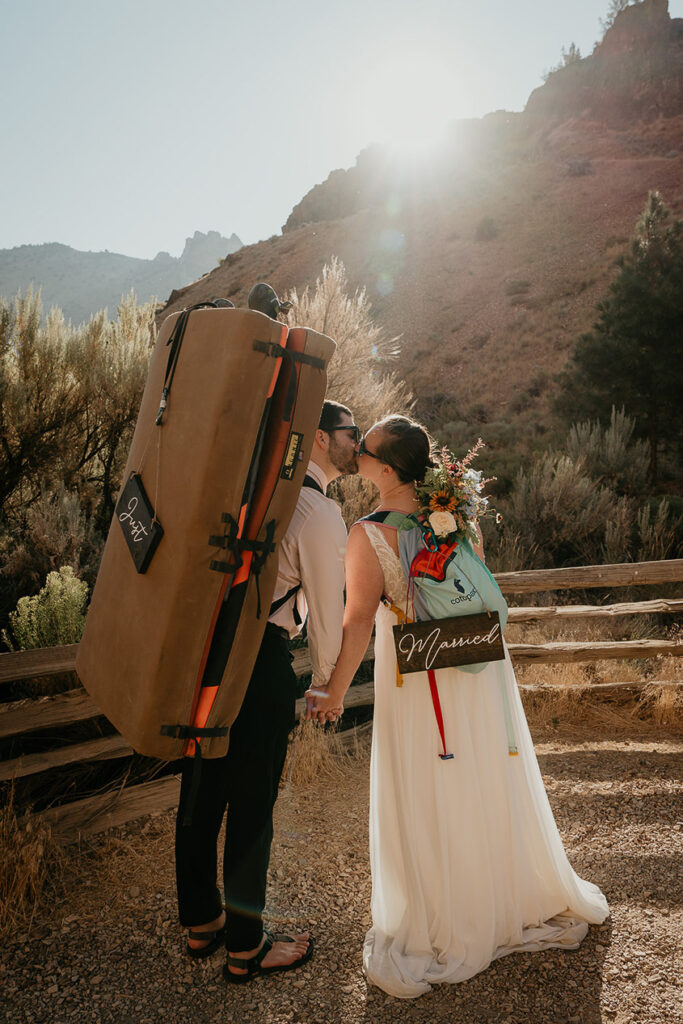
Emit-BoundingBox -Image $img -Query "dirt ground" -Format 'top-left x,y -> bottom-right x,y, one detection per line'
2,727 -> 681,1024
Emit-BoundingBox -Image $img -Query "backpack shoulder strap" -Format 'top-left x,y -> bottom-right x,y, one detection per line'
359,510 -> 417,532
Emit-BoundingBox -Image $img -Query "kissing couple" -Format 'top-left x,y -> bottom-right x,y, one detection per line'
174,401 -> 608,998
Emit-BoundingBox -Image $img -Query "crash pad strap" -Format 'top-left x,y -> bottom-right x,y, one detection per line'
156,302 -> 219,426
160,724 -> 229,740
252,340 -> 326,369
209,518 -> 275,576
253,340 -> 327,421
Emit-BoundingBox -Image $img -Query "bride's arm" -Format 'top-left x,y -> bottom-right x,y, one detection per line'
306,524 -> 384,720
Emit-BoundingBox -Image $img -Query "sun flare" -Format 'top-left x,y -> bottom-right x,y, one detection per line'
356,53 -> 460,159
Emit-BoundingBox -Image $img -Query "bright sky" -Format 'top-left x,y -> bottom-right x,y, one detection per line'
2,0 -> 681,259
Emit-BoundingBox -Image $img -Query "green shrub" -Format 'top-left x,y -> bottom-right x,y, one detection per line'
0,289 -> 154,526
0,484 -> 101,617
2,566 -> 89,651
636,499 -> 682,562
565,408 -> 648,495
503,454 -> 620,568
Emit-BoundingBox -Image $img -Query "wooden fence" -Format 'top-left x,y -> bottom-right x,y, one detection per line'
1,558 -> 681,842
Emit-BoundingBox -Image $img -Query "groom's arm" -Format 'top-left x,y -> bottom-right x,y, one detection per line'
298,505 -> 347,691
306,523 -> 383,721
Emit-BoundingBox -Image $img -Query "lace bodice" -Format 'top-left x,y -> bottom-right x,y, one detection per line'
363,524 -> 408,607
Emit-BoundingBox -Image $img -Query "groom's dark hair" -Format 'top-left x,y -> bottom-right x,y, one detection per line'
319,400 -> 352,432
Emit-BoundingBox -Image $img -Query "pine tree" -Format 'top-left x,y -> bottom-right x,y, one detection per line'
555,192 -> 683,484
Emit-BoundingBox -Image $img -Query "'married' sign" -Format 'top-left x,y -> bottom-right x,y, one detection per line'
393,611 -> 504,674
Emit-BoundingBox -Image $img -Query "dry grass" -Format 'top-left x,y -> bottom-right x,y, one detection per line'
510,616 -> 683,737
0,785 -> 62,938
283,719 -> 363,787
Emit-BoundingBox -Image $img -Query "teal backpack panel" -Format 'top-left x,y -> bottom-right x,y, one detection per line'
393,517 -> 508,675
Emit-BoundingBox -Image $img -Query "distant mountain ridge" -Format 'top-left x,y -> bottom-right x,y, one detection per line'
0,229 -> 242,324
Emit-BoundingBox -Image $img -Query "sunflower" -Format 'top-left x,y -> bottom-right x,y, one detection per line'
429,490 -> 458,512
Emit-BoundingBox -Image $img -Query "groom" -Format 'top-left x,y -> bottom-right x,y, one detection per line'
174,399 -> 359,981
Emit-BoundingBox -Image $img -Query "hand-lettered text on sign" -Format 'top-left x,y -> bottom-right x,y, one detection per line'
116,472 -> 164,574
393,611 -> 505,674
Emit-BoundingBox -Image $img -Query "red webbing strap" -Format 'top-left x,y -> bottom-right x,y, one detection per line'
427,669 -> 454,760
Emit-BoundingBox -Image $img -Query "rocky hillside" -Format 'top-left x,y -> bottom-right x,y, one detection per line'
0,229 -> 242,325
158,1 -> 682,440
526,0 -> 683,124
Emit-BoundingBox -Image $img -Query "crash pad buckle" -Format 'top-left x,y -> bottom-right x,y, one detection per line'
210,558 -> 242,573
209,514 -> 242,571
161,723 -> 230,829
160,724 -> 228,740
253,340 -> 283,359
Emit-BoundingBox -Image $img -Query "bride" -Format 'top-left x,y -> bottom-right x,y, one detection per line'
307,415 -> 608,999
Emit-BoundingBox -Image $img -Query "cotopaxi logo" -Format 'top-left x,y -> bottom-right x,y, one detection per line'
393,611 -> 505,674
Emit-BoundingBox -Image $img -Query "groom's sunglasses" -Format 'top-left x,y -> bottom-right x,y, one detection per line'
326,425 -> 361,443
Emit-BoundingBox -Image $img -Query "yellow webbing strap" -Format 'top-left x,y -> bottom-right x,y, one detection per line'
389,603 -> 413,688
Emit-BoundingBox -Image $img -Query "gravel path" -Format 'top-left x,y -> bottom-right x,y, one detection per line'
3,733 -> 681,1024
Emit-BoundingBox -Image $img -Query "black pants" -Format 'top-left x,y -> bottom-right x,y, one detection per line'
175,623 -> 297,951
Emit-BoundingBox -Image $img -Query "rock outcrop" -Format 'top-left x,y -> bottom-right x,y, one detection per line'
525,0 -> 683,125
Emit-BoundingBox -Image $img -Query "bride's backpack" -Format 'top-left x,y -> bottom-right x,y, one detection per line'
362,510 -> 508,674
362,510 -> 517,758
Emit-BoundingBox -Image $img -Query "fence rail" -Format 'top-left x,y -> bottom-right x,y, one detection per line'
2,558 -> 682,841
495,558 -> 683,593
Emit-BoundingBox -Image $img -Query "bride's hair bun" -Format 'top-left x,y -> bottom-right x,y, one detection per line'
374,415 -> 436,484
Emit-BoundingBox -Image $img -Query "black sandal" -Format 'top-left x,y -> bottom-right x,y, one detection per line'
186,921 -> 227,960
223,930 -> 314,984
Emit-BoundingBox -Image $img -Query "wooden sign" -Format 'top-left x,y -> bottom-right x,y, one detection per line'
116,472 -> 164,574
393,611 -> 504,674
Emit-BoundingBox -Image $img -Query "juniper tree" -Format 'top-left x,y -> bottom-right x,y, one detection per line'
555,192 -> 683,484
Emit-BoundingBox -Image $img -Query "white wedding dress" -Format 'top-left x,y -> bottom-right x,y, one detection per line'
362,524 -> 609,999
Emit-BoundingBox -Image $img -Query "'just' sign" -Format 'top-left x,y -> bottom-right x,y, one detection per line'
116,472 -> 164,574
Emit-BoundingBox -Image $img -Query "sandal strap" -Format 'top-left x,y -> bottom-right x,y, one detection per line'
188,927 -> 219,942
226,932 -> 273,971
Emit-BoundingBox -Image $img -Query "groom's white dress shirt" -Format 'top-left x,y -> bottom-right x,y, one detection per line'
269,460 -> 347,691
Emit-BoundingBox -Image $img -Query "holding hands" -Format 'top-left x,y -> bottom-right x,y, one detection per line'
305,684 -> 345,725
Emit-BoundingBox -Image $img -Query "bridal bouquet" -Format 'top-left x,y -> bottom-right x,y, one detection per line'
414,439 -> 500,545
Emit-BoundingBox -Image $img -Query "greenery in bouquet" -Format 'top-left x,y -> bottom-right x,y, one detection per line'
414,439 -> 500,545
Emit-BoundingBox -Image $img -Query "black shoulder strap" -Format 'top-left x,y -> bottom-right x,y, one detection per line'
360,510 -> 417,530
269,583 -> 301,621
360,511 -> 391,524
302,473 -> 324,495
